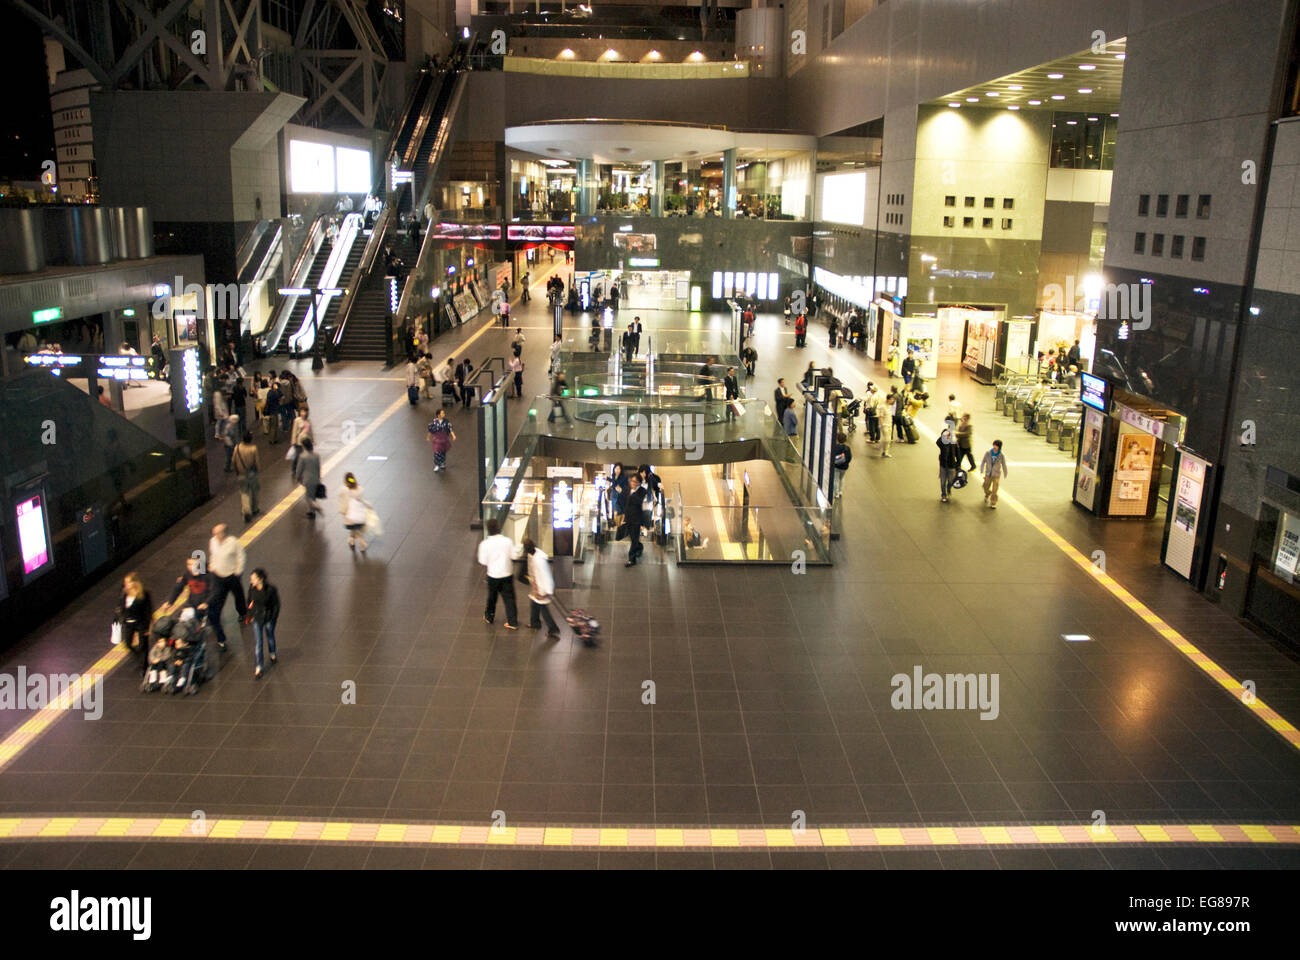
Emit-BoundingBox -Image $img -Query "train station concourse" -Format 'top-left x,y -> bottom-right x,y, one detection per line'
0,0 -> 1299,933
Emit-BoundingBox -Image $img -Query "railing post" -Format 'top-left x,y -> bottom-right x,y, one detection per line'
384,312 -> 394,367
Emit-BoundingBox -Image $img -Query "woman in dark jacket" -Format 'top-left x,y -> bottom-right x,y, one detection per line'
245,568 -> 280,678
609,463 -> 630,523
118,571 -> 153,675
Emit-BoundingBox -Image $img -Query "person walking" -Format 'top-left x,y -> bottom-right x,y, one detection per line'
207,523 -> 247,651
417,353 -> 434,399
937,426 -> 961,502
117,572 -> 153,675
232,431 -> 261,522
876,387 -> 894,457
520,271 -> 530,303
437,358 -> 457,403
220,413 -> 240,472
245,568 -> 279,679
828,315 -> 839,350
427,409 -> 456,471
548,334 -> 563,376
887,344 -> 899,378
230,377 -> 249,428
295,437 -> 322,518
794,312 -> 807,347
511,327 -> 527,355
945,393 -> 964,433
980,439 -> 1009,509
515,537 -> 560,638
455,357 -> 473,409
262,377 -> 282,444
547,370 -> 571,423
864,383 -> 881,442
508,352 -> 524,398
623,473 -> 648,567
901,350 -> 916,390
405,357 -> 422,405
290,406 -> 312,468
955,413 -> 976,470
477,518 -> 519,629
831,432 -> 852,498
723,366 -> 740,423
338,473 -> 369,554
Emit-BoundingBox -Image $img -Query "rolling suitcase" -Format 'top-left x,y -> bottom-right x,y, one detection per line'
407,384 -> 419,405
904,415 -> 919,443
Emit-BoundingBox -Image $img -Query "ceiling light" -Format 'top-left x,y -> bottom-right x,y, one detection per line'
687,51 -> 705,61
1087,116 -> 1099,121
1078,88 -> 1093,94
1051,94 -> 1066,100
558,48 -> 575,59
1047,72 -> 1064,79
985,91 -> 999,97
948,102 -> 961,108
1067,120 -> 1078,125
1116,53 -> 1127,61
1008,84 -> 1023,91
1007,105 -> 1020,110
1110,112 -> 1120,118
1079,64 -> 1097,71
966,97 -> 979,103
1027,99 -> 1042,105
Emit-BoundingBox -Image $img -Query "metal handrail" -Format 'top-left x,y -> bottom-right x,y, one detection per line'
260,216 -> 325,354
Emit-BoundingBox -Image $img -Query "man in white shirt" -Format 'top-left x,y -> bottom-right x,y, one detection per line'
549,335 -> 562,374
207,523 -> 247,649
477,519 -> 519,628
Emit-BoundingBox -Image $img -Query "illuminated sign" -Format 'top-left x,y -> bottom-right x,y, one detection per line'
551,480 -> 574,530
122,308 -> 135,317
1080,372 -> 1109,412
153,283 -> 171,297
466,258 -> 475,267
505,224 -> 576,242
32,307 -> 62,324
433,223 -> 501,241
97,355 -> 150,381
16,492 -> 53,581
170,347 -> 202,416
25,354 -> 82,376
628,257 -> 660,267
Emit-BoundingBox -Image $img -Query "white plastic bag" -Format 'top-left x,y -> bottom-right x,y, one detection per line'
364,507 -> 384,538
110,621 -> 122,646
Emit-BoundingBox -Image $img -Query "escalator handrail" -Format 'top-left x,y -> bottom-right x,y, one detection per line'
260,215 -> 326,354
393,69 -> 471,327
234,219 -> 270,281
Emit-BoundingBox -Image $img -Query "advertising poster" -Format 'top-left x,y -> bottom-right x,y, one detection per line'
613,233 -> 657,252
1107,425 -> 1157,516
938,313 -> 966,364
866,306 -> 879,359
1005,321 -> 1033,367
1274,512 -> 1300,581
1073,408 -> 1103,511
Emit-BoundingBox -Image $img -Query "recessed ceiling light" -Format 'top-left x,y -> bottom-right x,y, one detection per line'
1007,105 -> 1020,110
1061,633 -> 1094,642
985,91 -> 999,97
1008,84 -> 1023,91
1067,120 -> 1078,125
1079,64 -> 1096,71
948,102 -> 961,108
1047,72 -> 1064,79
1116,53 -> 1126,61
1110,112 -> 1120,117
1087,116 -> 1099,121
1027,99 -> 1042,105
966,97 -> 979,103
1051,94 -> 1066,100
1078,88 -> 1093,94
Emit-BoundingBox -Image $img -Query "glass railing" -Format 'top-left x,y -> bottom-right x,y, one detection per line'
673,483 -> 832,565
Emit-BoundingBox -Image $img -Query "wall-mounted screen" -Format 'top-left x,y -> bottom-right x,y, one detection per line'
335,147 -> 372,193
819,172 -> 866,226
289,140 -> 335,193
1080,372 -> 1109,412
16,490 -> 53,582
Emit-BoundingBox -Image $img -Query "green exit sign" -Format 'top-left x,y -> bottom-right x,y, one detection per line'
32,307 -> 62,324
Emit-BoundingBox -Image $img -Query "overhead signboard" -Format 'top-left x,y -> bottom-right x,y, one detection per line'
434,223 -> 501,241
32,307 -> 62,324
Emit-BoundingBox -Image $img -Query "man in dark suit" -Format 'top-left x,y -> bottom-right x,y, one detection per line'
624,473 -> 648,567
632,316 -> 643,354
622,324 -> 636,364
773,378 -> 792,421
723,367 -> 740,423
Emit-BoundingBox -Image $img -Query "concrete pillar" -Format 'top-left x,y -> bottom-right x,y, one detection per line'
651,160 -> 665,217
723,148 -> 737,219
577,159 -> 595,217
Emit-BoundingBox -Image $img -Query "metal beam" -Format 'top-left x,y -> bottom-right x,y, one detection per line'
110,0 -> 218,89
10,0 -> 113,85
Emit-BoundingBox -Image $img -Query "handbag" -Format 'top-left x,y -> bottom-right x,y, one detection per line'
315,483 -> 327,499
952,469 -> 969,490
363,506 -> 384,537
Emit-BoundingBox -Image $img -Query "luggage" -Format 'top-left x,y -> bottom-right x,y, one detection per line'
407,385 -> 419,405
952,469 -> 968,490
552,596 -> 600,647
904,415 -> 919,443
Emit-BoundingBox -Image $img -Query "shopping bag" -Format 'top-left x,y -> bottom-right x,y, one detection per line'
364,507 -> 384,538
110,621 -> 122,646
729,400 -> 744,418
285,444 -> 299,462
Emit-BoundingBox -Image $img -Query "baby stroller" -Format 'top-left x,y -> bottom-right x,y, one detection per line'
840,398 -> 863,433
147,611 -> 212,695
141,638 -> 172,693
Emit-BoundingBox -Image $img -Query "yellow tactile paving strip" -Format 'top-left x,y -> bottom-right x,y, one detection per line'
847,368 -> 1300,754
0,315 -> 503,777
0,816 -> 1297,850
999,488 -> 1300,752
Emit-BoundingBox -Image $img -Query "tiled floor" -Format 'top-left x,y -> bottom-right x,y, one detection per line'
1,294 -> 1298,868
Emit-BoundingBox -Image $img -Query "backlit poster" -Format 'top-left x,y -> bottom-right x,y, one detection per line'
1273,512 -> 1300,581
1164,452 -> 1207,580
938,312 -> 966,364
1107,425 -> 1156,516
17,491 -> 54,582
1005,321 -> 1033,365
1074,408 -> 1103,511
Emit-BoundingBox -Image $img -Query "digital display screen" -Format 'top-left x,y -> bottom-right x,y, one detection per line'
170,347 -> 203,415
289,140 -> 335,193
335,146 -> 372,193
1080,372 -> 1108,412
552,481 -> 574,530
17,493 -> 53,580
820,172 -> 866,226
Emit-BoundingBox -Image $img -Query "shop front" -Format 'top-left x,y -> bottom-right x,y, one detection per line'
961,311 -> 1035,384
1243,490 -> 1300,643
1036,309 -> 1097,374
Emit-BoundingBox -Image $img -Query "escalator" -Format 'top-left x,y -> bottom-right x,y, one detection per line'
275,248 -> 328,357
328,38 -> 476,362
